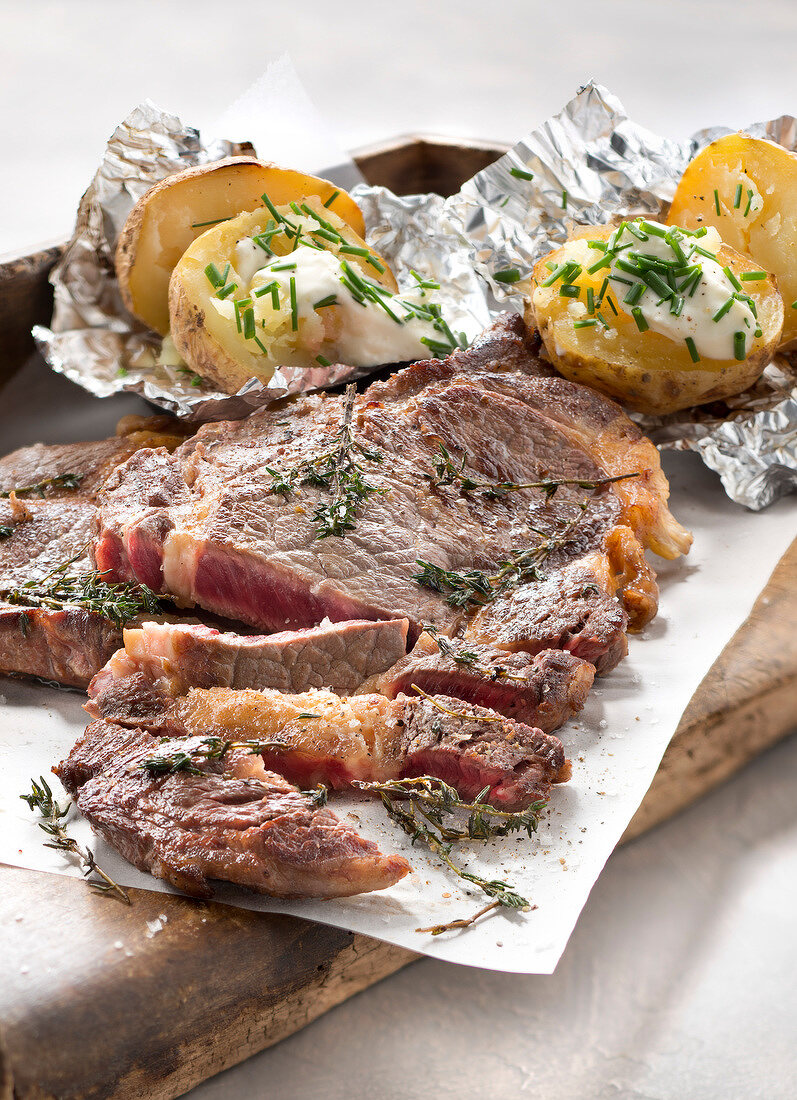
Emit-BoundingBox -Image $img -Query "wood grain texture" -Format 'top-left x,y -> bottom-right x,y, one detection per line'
0,135 -> 795,1100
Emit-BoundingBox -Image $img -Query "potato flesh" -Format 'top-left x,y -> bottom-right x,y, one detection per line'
530,226 -> 783,414
120,160 -> 365,335
668,134 -> 797,347
169,202 -> 400,385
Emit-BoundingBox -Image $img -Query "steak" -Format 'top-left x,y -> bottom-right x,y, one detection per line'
0,416 -> 189,687
95,316 -> 690,678
373,631 -> 594,732
56,721 -> 410,899
86,669 -> 571,811
91,617 -> 409,700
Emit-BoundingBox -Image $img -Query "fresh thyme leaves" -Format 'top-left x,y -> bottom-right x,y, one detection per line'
355,775 -> 540,915
1,550 -> 163,628
428,443 -> 638,500
1,472 -> 83,499
265,384 -> 385,538
0,524 -> 13,539
140,734 -> 292,777
20,776 -> 130,903
422,624 -> 527,683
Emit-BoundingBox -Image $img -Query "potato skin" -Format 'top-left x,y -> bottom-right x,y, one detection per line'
528,225 -> 784,415
115,157 -> 365,335
668,134 -> 797,349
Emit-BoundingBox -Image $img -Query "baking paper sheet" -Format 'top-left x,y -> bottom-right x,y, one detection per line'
2,451 -> 794,974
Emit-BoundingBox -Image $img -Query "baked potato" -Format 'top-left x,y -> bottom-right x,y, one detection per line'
115,157 -> 365,335
668,134 -> 797,349
528,219 -> 783,415
168,198 -> 457,393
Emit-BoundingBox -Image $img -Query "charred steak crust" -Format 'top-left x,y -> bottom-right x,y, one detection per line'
56,721 -> 410,900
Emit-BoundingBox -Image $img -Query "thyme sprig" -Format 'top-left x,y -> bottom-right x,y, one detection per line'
422,624 -> 527,683
1,550 -> 164,628
429,443 -> 638,500
410,683 -> 504,724
1,472 -> 83,498
355,775 -> 540,914
266,384 -> 385,538
20,776 -> 130,903
414,498 -> 600,609
139,725 -> 319,777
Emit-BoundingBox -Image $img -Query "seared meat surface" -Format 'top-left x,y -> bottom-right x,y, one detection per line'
56,720 -> 410,900
86,665 -> 570,811
373,632 -> 595,732
94,316 -> 689,654
0,417 -> 189,687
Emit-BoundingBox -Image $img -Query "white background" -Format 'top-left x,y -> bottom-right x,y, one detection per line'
1,1 -> 796,1096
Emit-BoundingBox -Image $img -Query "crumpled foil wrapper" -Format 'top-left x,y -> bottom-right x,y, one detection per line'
33,85 -> 797,507
32,101 -> 383,422
439,81 -> 797,510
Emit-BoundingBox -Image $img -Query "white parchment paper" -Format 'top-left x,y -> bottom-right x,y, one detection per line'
1,451 -> 794,974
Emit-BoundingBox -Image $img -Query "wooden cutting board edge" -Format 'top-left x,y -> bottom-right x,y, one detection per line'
1,133 -> 796,1100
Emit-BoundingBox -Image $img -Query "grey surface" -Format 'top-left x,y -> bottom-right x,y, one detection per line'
1,2 -> 796,1097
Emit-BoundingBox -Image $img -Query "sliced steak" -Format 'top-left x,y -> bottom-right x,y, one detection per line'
0,417 -> 189,687
87,672 -> 570,811
373,632 -> 594,732
95,316 -> 687,680
90,617 -> 410,703
56,721 -> 410,900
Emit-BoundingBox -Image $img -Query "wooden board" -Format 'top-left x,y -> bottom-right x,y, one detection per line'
1,136 -> 796,1100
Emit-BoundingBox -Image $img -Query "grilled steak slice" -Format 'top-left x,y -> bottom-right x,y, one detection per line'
0,416 -> 189,687
94,317 -> 688,667
87,673 -> 570,811
373,632 -> 594,732
56,721 -> 410,900
90,617 -> 410,705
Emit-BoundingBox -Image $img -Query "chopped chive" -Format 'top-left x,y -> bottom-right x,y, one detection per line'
192,217 -> 230,229
500,196 -> 510,207
670,296 -> 684,318
541,262 -> 571,286
314,294 -> 337,309
626,222 -> 649,242
596,277 -> 609,305
254,280 -> 278,300
289,277 -> 298,331
339,244 -> 370,257
587,240 -> 608,251
605,295 -> 618,315
685,337 -> 700,363
744,189 -> 754,217
271,284 -> 280,309
733,183 -> 743,209
545,261 -> 557,271
270,262 -> 297,272
253,335 -> 268,354
641,270 -> 673,300
242,308 -> 256,340
608,274 -> 634,287
205,262 -> 225,288
509,166 -> 534,181
365,254 -> 386,273
586,287 -> 594,314
261,192 -> 289,225
631,307 -> 648,332
733,332 -> 746,360
714,189 -> 721,215
573,319 -> 598,329
216,282 -> 237,300
754,328 -> 762,338
792,300 -> 797,310
624,282 -> 645,306
587,254 -> 612,275
316,354 -> 332,366
559,284 -> 580,298
310,226 -> 341,243
723,265 -> 742,291
323,190 -> 340,209
596,311 -> 609,329
693,245 -> 717,260
494,268 -> 522,284
740,271 -> 767,281
713,297 -> 734,322
561,190 -> 568,209
640,221 -> 668,238
735,292 -> 757,318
